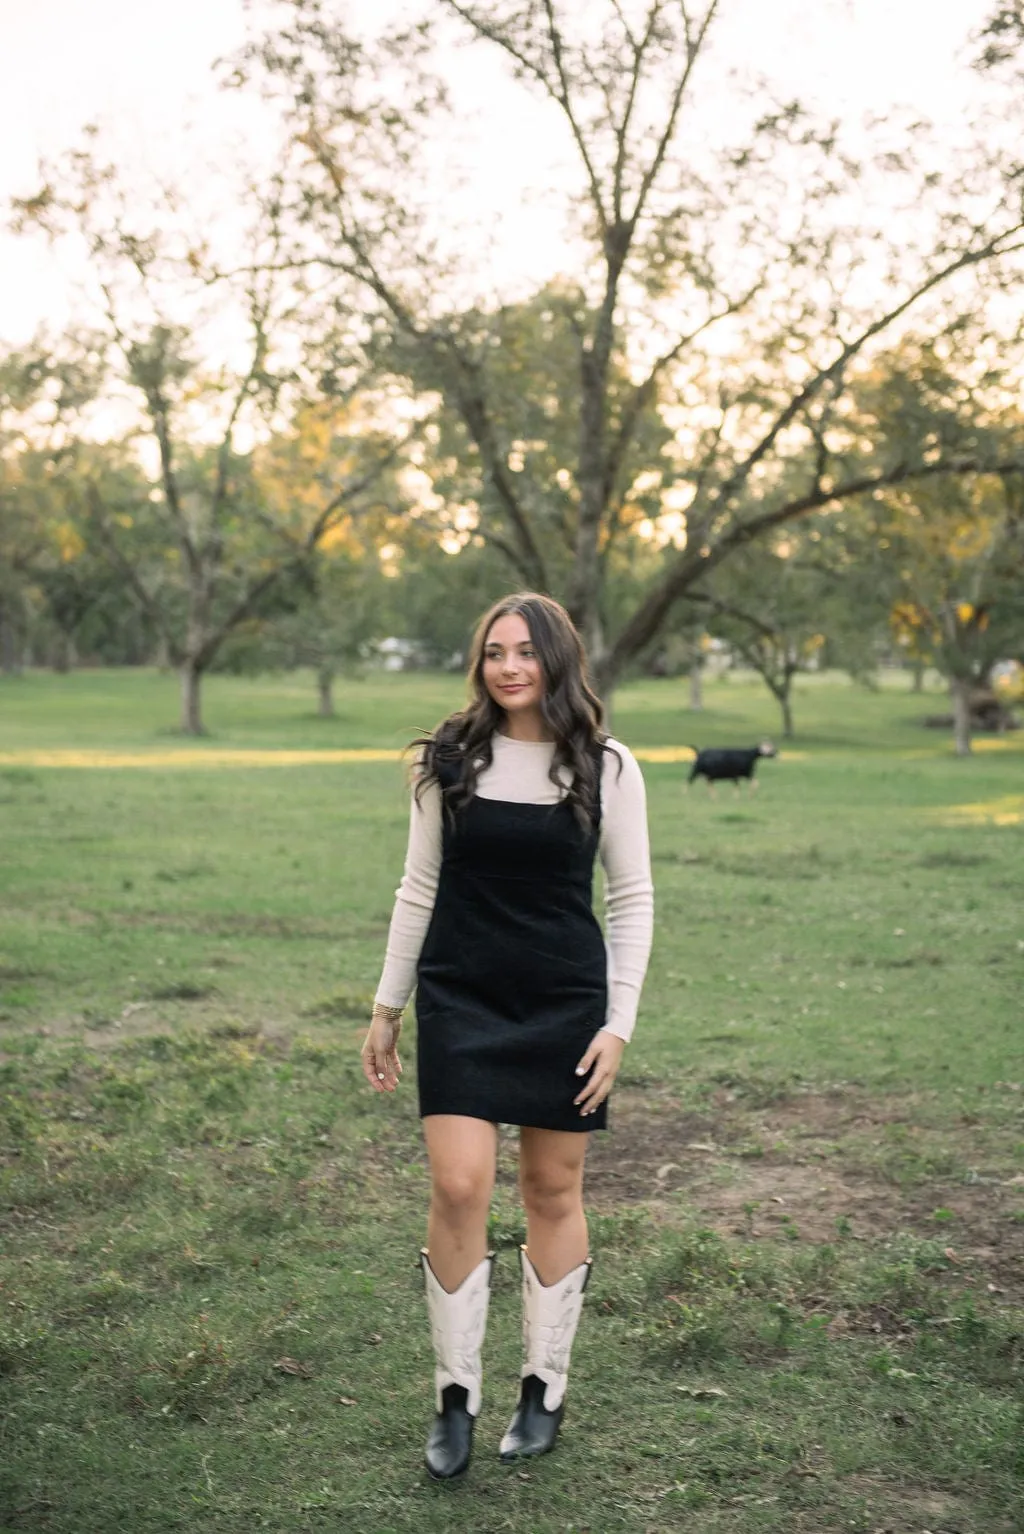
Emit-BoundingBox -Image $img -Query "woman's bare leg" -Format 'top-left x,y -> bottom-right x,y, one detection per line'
423,1115 -> 498,1291
518,1127 -> 589,1283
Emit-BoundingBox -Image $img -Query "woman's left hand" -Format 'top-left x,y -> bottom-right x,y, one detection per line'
574,1029 -> 625,1117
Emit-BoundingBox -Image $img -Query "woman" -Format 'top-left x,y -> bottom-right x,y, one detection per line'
361,592 -> 654,1479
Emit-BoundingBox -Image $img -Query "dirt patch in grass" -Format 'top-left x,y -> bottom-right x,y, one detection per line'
587,1085 -> 1024,1302
836,1477 -> 1018,1534
353,1076 -> 1024,1302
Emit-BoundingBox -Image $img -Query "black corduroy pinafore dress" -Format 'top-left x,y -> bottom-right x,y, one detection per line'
414,744 -> 608,1132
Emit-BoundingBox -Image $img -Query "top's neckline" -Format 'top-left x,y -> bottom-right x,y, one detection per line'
493,732 -> 555,747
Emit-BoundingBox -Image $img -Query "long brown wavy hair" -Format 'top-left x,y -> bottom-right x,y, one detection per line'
414,592 -> 614,829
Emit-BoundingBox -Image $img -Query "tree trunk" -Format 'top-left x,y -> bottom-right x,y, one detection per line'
153,633 -> 172,671
950,677 -> 972,757
911,658 -> 925,693
53,632 -> 77,673
769,673 -> 796,740
0,609 -> 20,675
317,666 -> 335,718
591,650 -> 617,711
567,263 -> 624,640
180,660 -> 206,736
688,660 -> 704,711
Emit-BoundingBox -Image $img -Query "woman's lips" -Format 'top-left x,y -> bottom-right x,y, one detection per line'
500,684 -> 528,692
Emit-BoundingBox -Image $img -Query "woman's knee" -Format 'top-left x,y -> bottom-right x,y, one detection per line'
520,1159 -> 583,1222
424,1117 -> 496,1225
430,1164 -> 491,1222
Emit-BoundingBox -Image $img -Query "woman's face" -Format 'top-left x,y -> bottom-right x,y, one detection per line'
481,612 -> 545,718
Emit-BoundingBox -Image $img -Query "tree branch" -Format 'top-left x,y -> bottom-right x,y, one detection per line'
193,436 -> 409,670
85,483 -> 179,661
627,0 -> 718,230
209,277 -> 274,545
475,524 -> 537,581
440,0 -> 610,232
602,281 -> 761,507
542,0 -> 612,233
606,451 -> 1024,680
688,588 -> 780,643
712,223 -> 1024,513
608,3 -> 661,221
608,0 -> 640,51
99,280 -> 202,584
293,135 -> 549,586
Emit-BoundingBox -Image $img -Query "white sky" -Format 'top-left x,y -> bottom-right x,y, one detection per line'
0,0 -> 998,347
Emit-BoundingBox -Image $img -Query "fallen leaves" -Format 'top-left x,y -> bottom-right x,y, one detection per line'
273,1357 -> 313,1378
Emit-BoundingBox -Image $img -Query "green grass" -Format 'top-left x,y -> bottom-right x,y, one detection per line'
1,668 -> 1023,1533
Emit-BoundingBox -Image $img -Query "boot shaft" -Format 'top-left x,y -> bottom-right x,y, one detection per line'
519,1246 -> 591,1412
421,1250 -> 493,1416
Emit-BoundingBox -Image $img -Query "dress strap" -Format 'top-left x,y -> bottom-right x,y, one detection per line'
589,739 -> 607,831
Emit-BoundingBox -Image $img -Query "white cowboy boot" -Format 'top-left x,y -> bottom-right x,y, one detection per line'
499,1246 -> 592,1461
421,1250 -> 493,1479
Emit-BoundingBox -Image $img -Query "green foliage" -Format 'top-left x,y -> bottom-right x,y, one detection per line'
392,285 -> 674,592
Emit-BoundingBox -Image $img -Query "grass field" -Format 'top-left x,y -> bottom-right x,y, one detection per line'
1,667 -> 1022,1534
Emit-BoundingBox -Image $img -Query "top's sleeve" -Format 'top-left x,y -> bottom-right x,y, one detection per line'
373,772 -> 442,1010
597,743 -> 654,1042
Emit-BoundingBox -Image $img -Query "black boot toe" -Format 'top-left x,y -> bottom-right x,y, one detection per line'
425,1384 -> 475,1479
499,1374 -> 564,1461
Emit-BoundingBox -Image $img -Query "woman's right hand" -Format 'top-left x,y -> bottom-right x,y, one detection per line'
360,1008 -> 403,1093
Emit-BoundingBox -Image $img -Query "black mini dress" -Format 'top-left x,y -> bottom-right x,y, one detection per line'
415,747 -> 608,1132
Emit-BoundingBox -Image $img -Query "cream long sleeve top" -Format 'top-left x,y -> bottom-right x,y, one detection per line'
373,733 -> 654,1042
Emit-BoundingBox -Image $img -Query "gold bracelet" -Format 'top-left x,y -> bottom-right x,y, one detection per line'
372,1003 -> 403,1022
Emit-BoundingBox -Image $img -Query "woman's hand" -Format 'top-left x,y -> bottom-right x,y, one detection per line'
361,1008 -> 403,1093
574,1028 -> 625,1117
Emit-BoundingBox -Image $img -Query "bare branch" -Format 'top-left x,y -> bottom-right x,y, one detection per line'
541,0 -> 612,231
687,588 -> 780,642
540,0 -> 611,232
611,3 -> 661,220
608,0 -> 640,50
85,482 -> 179,660
627,0 -> 718,231
193,566 -> 284,671
602,280 -> 762,506
302,437 -> 409,554
440,0 -> 609,232
98,278 -> 202,583
606,451 -> 1024,679
474,525 -> 537,582
679,0 -> 696,54
193,435 -> 411,670
209,262 -> 277,536
294,129 -> 549,585
688,391 -> 733,505
714,223 -> 1024,512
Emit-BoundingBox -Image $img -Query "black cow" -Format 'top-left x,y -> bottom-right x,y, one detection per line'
687,742 -> 777,794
